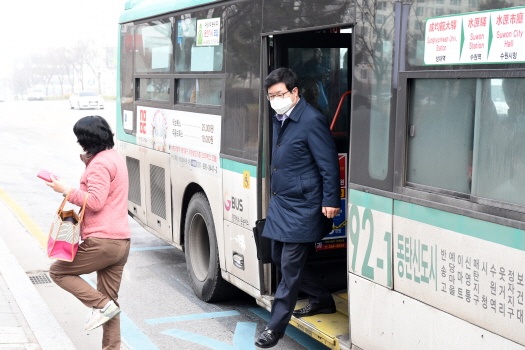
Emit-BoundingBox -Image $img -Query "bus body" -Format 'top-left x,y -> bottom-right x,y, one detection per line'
116,0 -> 525,348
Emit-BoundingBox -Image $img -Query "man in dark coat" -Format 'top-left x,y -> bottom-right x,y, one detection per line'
255,68 -> 340,348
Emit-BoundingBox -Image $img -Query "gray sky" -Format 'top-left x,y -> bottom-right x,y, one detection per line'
0,0 -> 125,77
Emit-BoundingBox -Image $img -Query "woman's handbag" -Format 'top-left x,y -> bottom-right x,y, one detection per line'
47,191 -> 88,262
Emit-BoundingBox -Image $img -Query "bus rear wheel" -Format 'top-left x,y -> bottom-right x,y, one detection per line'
184,192 -> 231,302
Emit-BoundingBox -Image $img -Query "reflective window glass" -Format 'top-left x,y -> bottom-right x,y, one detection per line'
368,38 -> 393,180
406,77 -> 525,209
472,78 -> 525,206
406,79 -> 476,194
138,78 -> 170,101
175,14 -> 223,72
135,20 -> 173,73
120,23 -> 134,134
350,3 -> 395,187
176,78 -> 222,105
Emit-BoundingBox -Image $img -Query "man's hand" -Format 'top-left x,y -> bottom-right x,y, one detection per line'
46,175 -> 68,194
322,207 -> 340,219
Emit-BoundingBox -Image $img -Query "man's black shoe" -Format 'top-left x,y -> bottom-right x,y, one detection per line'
292,302 -> 337,317
255,328 -> 284,348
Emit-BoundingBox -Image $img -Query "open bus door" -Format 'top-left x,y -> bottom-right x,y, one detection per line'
261,29 -> 353,350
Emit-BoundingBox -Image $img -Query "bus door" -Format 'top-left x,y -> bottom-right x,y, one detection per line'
271,29 -> 352,289
266,29 -> 353,349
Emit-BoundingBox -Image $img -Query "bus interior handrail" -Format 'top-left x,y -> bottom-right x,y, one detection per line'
330,91 -> 352,132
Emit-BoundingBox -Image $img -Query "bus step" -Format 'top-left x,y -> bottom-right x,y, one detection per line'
290,291 -> 349,350
334,292 -> 348,316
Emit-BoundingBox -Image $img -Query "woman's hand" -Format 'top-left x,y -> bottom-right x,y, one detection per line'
46,175 -> 69,194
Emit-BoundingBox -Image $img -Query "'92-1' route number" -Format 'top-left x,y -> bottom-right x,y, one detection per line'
349,204 -> 392,288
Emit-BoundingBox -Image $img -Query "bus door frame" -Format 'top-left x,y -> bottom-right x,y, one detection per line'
258,29 -> 353,296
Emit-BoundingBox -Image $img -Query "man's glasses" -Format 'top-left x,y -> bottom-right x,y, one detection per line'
267,90 -> 291,101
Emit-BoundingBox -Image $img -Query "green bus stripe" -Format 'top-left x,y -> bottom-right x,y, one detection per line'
220,158 -> 256,176
394,199 -> 525,251
351,190 -> 525,251
349,189 -> 393,214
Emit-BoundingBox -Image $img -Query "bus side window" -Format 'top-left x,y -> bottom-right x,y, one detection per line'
137,78 -> 170,101
175,14 -> 223,72
135,20 -> 173,73
176,78 -> 222,106
406,78 -> 476,195
472,78 -> 525,207
406,77 -> 525,210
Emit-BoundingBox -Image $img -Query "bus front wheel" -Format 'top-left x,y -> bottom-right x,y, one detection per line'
184,192 -> 231,302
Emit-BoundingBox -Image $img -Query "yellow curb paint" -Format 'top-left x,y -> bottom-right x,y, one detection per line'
0,188 -> 47,249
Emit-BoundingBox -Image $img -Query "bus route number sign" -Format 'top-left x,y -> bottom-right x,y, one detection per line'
348,203 -> 393,289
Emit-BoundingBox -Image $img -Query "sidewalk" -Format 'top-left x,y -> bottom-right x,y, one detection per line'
0,200 -> 76,350
0,272 -> 40,350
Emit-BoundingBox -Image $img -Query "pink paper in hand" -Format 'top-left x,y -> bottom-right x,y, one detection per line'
37,169 -> 59,182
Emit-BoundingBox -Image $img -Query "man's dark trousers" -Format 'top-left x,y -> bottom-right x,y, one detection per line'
266,239 -> 333,332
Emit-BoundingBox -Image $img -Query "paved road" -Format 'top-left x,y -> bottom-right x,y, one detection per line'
0,100 -> 329,350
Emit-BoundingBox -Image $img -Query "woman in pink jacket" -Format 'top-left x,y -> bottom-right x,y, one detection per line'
47,115 -> 130,350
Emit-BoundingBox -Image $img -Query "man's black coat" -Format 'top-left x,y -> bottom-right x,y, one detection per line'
262,96 -> 340,243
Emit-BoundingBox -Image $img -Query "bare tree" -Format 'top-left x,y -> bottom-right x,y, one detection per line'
355,0 -> 396,94
31,51 -> 58,96
11,57 -> 32,100
71,40 -> 89,91
84,40 -> 105,94
61,48 -> 77,94
51,51 -> 68,95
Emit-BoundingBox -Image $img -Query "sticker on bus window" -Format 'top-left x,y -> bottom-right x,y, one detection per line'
123,110 -> 133,130
196,18 -> 220,46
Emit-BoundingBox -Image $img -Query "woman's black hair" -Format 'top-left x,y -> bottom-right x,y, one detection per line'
264,67 -> 298,93
73,115 -> 114,155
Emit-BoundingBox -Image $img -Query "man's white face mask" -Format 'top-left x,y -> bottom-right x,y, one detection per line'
271,96 -> 294,115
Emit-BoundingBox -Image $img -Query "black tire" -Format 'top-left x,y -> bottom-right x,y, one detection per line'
184,192 -> 232,302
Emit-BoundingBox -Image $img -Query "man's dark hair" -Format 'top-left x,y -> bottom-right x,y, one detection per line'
73,115 -> 115,155
264,68 -> 298,93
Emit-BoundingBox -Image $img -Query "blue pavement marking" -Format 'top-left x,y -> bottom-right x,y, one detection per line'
161,322 -> 257,350
120,313 -> 160,350
79,274 -> 325,350
233,322 -> 257,350
130,246 -> 175,252
146,310 -> 240,324
249,308 -> 330,350
80,275 -> 160,350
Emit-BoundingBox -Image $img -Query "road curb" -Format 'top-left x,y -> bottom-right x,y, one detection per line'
0,198 -> 76,350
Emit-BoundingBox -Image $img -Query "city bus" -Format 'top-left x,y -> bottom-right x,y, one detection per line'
116,0 -> 525,349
